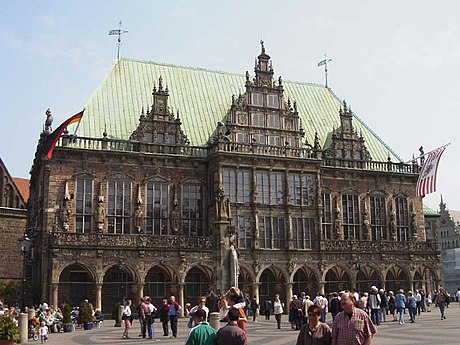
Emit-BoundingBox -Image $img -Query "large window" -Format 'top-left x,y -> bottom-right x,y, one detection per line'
322,193 -> 332,239
288,174 -> 315,206
395,197 -> 409,241
256,171 -> 284,205
251,93 -> 264,106
146,182 -> 169,235
259,216 -> 285,249
370,196 -> 387,240
233,215 -> 252,249
182,184 -> 203,236
292,217 -> 315,249
342,194 -> 360,240
75,178 -> 92,233
223,169 -> 251,203
108,180 -> 131,234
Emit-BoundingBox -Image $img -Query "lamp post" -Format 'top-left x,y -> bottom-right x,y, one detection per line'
19,234 -> 32,312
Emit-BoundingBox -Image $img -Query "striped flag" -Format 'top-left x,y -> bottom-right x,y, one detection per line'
416,145 -> 447,197
40,110 -> 84,159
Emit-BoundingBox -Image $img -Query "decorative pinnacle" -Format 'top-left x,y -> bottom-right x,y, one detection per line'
158,76 -> 163,91
260,39 -> 265,54
103,123 -> 107,138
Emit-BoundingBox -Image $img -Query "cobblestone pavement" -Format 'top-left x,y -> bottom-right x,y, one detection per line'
40,306 -> 460,345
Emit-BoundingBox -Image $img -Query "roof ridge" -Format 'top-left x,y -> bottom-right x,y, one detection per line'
327,88 -> 403,162
119,58 -> 326,88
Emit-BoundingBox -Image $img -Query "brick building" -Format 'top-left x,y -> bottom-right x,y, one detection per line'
0,158 -> 28,284
28,43 -> 441,313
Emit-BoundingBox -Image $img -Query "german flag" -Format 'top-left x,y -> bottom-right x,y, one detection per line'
41,110 -> 84,159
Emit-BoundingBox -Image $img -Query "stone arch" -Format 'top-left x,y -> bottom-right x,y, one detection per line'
385,265 -> 410,292
324,265 -> 352,293
184,265 -> 213,305
144,265 -> 176,305
102,264 -> 136,314
412,264 -> 438,293
258,266 -> 287,304
292,266 -> 320,298
356,265 -> 383,292
58,263 -> 96,307
238,264 -> 255,296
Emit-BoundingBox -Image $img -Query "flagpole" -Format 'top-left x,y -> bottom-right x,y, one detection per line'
405,143 -> 451,164
72,109 -> 85,137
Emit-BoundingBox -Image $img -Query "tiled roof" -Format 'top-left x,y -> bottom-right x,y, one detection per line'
450,210 -> 460,223
12,178 -> 29,202
76,58 -> 401,162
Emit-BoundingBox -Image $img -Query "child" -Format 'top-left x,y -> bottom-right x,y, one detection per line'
39,321 -> 49,343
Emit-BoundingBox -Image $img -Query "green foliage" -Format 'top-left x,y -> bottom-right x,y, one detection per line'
0,282 -> 20,306
62,303 -> 72,325
81,302 -> 93,323
0,315 -> 20,341
112,302 -> 121,321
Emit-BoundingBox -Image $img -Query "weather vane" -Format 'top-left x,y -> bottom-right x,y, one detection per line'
318,54 -> 332,88
109,20 -> 128,60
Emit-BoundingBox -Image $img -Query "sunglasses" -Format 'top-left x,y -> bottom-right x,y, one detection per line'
308,312 -> 321,317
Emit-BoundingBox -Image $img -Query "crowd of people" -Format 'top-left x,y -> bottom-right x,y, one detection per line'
2,285 -> 459,344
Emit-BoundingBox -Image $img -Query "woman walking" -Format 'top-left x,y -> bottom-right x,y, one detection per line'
388,291 -> 397,322
122,299 -> 132,339
273,294 -> 284,329
296,305 -> 332,345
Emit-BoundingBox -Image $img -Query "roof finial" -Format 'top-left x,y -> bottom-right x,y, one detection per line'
176,108 -> 180,120
103,123 -> 107,138
245,71 -> 249,82
158,76 -> 163,91
260,39 -> 265,54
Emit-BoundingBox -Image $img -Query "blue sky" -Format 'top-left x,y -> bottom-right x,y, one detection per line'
1,0 -> 459,210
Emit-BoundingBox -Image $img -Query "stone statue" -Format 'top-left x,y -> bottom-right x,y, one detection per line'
411,211 -> 418,240
61,200 -> 71,231
95,197 -> 106,231
215,187 -> 227,219
362,206 -> 371,240
389,212 -> 397,241
44,108 -> 54,133
245,71 -> 250,82
229,245 -> 239,288
134,202 -> 144,233
334,208 -> 342,240
171,206 -> 180,233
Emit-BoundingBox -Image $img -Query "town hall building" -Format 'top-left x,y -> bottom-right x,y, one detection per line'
28,43 -> 441,314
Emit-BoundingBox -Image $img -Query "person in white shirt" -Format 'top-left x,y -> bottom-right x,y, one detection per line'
189,297 -> 210,327
39,321 -> 49,343
456,288 -> 460,307
273,294 -> 284,329
122,299 -> 132,339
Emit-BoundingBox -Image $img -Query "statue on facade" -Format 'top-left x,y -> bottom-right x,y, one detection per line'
362,206 -> 371,240
61,199 -> 71,231
389,211 -> 397,241
134,201 -> 144,233
44,108 -> 54,134
215,187 -> 227,220
334,207 -> 342,240
171,206 -> 180,233
229,245 -> 239,288
411,210 -> 418,240
95,196 -> 106,231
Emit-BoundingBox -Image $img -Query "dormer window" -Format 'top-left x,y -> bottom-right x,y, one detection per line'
251,113 -> 264,127
267,94 -> 279,108
251,93 -> 264,106
267,114 -> 280,128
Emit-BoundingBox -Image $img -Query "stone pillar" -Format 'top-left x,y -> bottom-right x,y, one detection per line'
19,312 -> 28,344
115,305 -> 124,327
178,283 -> 185,317
28,308 -> 36,320
209,312 -> 220,330
95,283 -> 102,312
251,283 -> 260,302
285,282 -> 293,312
136,283 -> 145,303
50,283 -> 59,309
319,281 -> 325,294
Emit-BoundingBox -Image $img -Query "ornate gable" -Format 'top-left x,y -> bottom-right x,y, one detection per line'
130,77 -> 189,146
213,41 -> 306,148
0,158 -> 27,209
323,100 -> 371,167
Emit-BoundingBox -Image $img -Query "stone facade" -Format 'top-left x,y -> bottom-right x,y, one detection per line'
0,158 -> 28,284
28,44 -> 441,314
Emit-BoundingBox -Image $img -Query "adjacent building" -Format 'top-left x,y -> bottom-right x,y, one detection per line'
28,44 -> 441,314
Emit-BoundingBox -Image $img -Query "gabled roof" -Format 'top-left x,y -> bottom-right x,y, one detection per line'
423,204 -> 439,217
75,58 -> 401,162
12,178 -> 29,202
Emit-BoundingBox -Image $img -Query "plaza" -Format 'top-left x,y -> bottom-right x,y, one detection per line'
39,306 -> 460,345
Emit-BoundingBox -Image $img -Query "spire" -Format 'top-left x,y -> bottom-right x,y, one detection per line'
260,39 -> 265,54
158,76 -> 163,91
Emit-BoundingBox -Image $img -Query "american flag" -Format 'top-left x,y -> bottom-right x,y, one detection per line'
416,145 -> 447,197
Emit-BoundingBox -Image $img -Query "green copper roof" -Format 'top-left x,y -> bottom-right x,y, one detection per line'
423,204 -> 439,217
78,58 -> 401,162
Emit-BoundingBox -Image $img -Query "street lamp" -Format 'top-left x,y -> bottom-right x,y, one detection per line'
19,234 -> 32,312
